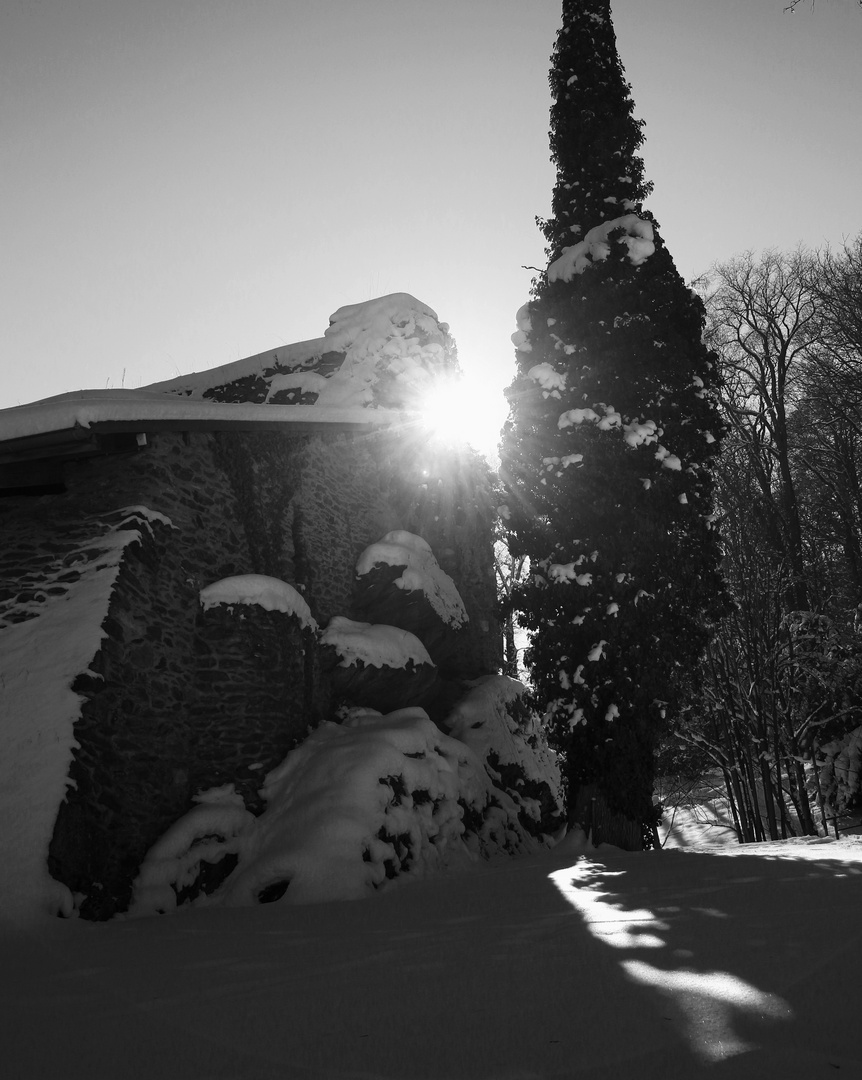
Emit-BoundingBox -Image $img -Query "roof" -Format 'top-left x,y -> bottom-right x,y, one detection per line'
0,293 -> 452,491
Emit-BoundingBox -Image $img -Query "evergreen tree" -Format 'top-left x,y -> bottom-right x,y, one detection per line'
500,0 -> 726,848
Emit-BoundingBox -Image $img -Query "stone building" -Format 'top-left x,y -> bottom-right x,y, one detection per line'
0,295 -> 533,921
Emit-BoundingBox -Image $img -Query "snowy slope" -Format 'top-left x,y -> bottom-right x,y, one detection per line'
2,834 -> 861,1079
0,508 -> 173,922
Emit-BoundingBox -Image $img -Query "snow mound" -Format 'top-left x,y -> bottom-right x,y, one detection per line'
356,530 -> 468,629
129,708 -> 540,914
446,676 -> 565,839
128,798 -> 255,917
199,574 -> 316,630
320,617 -> 432,670
548,214 -> 655,282
324,293 -> 443,352
317,294 -> 452,409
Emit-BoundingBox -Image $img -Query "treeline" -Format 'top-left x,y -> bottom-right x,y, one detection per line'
670,237 -> 862,840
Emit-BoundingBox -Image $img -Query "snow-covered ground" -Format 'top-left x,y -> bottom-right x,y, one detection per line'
2,831 -> 861,1079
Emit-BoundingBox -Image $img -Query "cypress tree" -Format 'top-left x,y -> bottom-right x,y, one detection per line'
500,0 -> 726,848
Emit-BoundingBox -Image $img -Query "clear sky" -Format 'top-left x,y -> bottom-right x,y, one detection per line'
1,0 -> 861,446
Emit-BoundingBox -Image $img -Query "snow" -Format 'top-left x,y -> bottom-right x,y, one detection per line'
127,707 -> 536,916
210,709 -> 489,907
128,801 -> 255,918
306,293 -> 451,409
356,530 -> 468,629
548,214 -> 655,282
145,294 -> 451,413
623,418 -> 657,448
655,445 -> 683,470
4,834 -> 862,1078
514,302 -> 532,332
587,640 -> 607,662
321,617 -> 432,670
559,406 -> 600,428
445,674 -> 564,830
557,406 -> 668,461
324,293 -> 443,351
141,338 -> 328,396
0,392 -> 405,443
199,574 -> 317,630
511,302 -> 534,352
0,510 -> 167,923
659,791 -> 740,850
527,361 -> 567,394
0,294 -> 452,442
555,404 -> 689,481
548,563 -> 592,586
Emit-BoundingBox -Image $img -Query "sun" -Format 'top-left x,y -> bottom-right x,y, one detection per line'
417,374 -> 509,458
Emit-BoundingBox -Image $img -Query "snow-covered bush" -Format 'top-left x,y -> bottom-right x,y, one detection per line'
129,708 -> 539,915
819,725 -> 862,818
446,676 -> 565,839
128,786 -> 255,916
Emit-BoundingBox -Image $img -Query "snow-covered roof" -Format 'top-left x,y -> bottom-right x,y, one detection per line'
0,392 -> 405,445
0,293 -> 454,459
141,292 -> 453,411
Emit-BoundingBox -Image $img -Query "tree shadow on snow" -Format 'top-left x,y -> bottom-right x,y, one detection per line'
544,839 -> 862,1078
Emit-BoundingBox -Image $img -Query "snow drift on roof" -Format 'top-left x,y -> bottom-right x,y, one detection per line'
142,292 -> 456,411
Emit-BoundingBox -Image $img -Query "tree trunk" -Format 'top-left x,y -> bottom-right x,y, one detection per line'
758,753 -> 780,841
789,757 -> 818,835
502,615 -> 519,677
574,785 -> 643,851
721,765 -> 745,844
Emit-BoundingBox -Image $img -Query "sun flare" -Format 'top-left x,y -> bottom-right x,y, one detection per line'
418,375 -> 508,457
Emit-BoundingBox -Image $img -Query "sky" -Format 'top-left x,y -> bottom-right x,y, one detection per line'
1,0 -> 861,443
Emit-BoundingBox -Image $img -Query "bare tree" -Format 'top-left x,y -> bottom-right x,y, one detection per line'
494,536 -> 528,679
785,1 -> 862,12
678,240 -> 862,843
701,249 -> 817,609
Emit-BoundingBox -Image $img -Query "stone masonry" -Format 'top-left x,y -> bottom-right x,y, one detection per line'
1,422 -> 501,918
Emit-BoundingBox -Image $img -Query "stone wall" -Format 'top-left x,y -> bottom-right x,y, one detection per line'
1,423 -> 501,919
